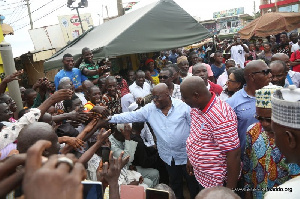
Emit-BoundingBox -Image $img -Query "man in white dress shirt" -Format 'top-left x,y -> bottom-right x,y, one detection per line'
129,70 -> 151,100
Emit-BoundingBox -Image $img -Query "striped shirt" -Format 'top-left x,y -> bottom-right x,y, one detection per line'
186,92 -> 240,188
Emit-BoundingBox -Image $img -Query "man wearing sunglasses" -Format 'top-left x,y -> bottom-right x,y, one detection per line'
158,68 -> 181,99
227,60 -> 272,159
243,85 -> 300,198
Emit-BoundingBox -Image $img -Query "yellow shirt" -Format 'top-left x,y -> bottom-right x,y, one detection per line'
84,101 -> 95,111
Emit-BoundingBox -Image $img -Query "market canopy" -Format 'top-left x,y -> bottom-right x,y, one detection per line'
44,0 -> 210,71
239,12 -> 300,40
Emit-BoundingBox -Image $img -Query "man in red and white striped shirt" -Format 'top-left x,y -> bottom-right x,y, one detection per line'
180,76 -> 241,190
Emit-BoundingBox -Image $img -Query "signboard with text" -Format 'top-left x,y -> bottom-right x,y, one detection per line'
213,7 -> 244,19
58,13 -> 94,43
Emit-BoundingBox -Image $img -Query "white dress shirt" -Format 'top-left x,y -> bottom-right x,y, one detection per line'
129,81 -> 151,100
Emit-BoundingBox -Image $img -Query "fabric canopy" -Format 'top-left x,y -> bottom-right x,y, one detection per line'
239,12 -> 300,40
44,0 -> 209,71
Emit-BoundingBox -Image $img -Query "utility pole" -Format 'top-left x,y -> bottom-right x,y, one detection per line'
75,7 -> 84,34
117,0 -> 125,16
26,0 -> 33,29
67,0 -> 88,34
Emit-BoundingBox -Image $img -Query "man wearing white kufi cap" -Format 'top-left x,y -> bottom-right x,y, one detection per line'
243,85 -> 300,199
265,85 -> 300,198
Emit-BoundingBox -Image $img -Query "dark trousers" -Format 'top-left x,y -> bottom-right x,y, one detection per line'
165,160 -> 199,199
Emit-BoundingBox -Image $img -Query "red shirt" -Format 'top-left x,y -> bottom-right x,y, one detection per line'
290,50 -> 300,72
117,79 -> 130,97
208,80 -> 223,96
186,92 -> 240,188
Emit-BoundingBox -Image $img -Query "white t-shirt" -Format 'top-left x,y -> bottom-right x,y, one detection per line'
230,44 -> 247,68
291,43 -> 300,53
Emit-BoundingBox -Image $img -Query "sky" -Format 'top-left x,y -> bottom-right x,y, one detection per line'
1,0 -> 260,57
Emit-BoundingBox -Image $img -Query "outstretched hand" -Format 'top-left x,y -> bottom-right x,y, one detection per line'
50,89 -> 73,103
64,137 -> 85,149
97,151 -> 129,185
97,128 -> 112,144
2,70 -> 23,83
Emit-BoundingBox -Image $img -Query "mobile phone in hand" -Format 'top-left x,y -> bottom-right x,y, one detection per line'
101,147 -> 110,163
82,181 -> 103,199
146,188 -> 169,199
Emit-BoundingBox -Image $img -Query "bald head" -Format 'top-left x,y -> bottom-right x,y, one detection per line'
196,187 -> 240,199
17,122 -> 59,157
58,77 -> 73,90
152,83 -> 171,110
82,80 -> 94,90
181,76 -> 207,94
244,60 -> 267,80
152,83 -> 169,93
271,53 -> 290,71
244,60 -> 271,90
180,76 -> 211,108
271,53 -> 289,62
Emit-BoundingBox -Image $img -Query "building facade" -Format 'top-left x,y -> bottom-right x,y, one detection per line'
260,0 -> 300,14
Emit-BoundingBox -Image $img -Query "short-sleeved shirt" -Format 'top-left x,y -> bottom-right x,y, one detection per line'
230,45 -> 248,68
186,92 -> 240,188
211,64 -> 225,80
226,88 -> 258,159
79,62 -> 99,80
54,68 -> 88,90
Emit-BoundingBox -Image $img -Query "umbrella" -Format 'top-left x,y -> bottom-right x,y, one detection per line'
1,23 -> 14,35
239,12 -> 300,40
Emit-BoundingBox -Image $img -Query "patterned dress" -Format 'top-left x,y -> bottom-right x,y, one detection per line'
243,122 -> 300,199
101,92 -> 122,115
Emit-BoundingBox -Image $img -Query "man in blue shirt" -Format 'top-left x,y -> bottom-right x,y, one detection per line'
226,60 -> 272,160
54,53 -> 88,92
168,49 -> 178,64
109,83 -> 199,199
211,51 -> 225,80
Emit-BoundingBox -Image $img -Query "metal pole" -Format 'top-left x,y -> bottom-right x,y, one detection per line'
26,0 -> 34,29
0,41 -> 23,111
117,0 -> 125,16
75,7 -> 85,34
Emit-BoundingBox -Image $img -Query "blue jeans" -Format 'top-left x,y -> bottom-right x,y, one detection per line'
165,159 -> 199,199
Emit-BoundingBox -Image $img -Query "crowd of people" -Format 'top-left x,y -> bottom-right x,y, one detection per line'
1,31 -> 300,199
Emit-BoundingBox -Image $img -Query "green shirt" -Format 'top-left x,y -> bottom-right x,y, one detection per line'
79,62 -> 99,80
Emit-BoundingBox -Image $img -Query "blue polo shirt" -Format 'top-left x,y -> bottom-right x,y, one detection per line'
226,87 -> 257,159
